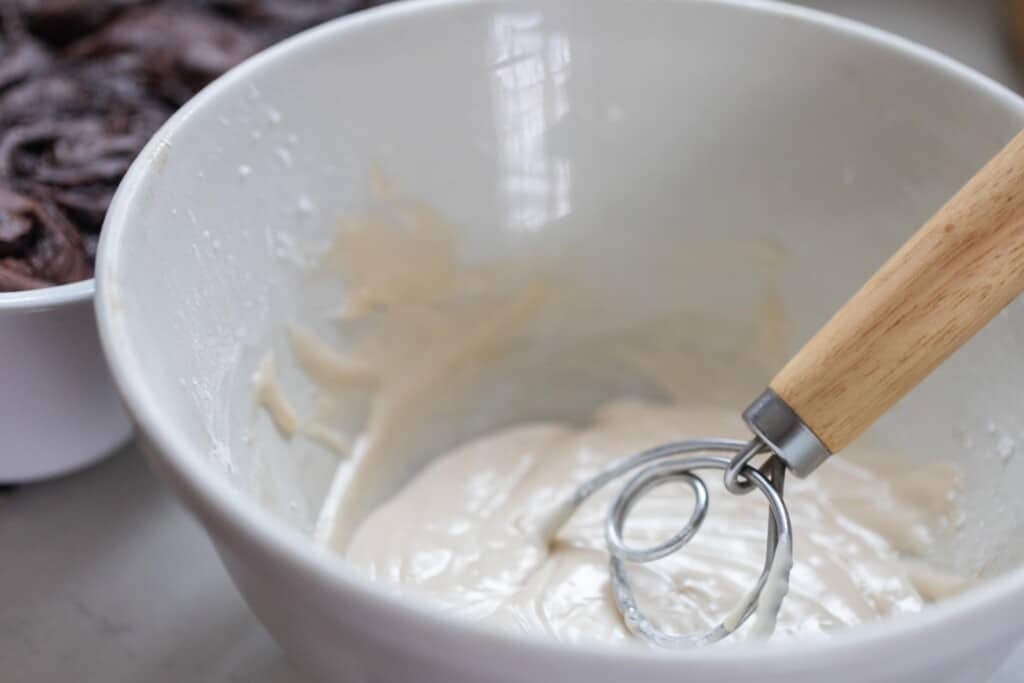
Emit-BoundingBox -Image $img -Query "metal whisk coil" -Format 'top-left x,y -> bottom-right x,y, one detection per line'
548,437 -> 793,647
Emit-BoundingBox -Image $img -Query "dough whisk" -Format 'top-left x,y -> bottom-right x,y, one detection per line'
545,128 -> 1024,647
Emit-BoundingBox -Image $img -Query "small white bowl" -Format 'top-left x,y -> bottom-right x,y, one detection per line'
0,280 -> 130,482
96,1 -> 1024,681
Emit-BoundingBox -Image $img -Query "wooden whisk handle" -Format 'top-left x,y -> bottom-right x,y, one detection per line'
767,128 -> 1024,460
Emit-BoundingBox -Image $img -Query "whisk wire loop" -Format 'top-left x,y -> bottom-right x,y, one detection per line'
550,437 -> 792,647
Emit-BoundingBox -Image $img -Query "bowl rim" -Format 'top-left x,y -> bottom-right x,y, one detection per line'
0,279 -> 93,312
96,0 -> 1024,671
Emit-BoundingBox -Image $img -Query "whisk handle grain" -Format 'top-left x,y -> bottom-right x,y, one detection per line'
770,128 -> 1024,453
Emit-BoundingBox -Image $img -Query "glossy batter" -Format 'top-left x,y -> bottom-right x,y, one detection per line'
346,399 -> 965,645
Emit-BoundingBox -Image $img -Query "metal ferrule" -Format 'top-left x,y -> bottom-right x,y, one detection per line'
742,389 -> 831,478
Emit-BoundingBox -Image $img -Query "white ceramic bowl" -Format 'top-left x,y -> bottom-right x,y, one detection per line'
96,1 -> 1024,681
0,281 -> 130,482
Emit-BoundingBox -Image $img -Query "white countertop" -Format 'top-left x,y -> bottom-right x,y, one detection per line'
2,1 -> 1023,681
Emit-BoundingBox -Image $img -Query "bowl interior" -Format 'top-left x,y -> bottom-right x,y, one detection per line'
100,0 -> 1024,616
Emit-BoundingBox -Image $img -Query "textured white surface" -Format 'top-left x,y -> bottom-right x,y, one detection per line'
2,0 -> 1024,681
0,449 -> 297,682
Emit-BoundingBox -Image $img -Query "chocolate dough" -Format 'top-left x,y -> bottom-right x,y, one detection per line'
0,0 -> 388,290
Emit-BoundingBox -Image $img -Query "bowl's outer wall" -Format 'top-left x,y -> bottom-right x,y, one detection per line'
0,293 -> 130,482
